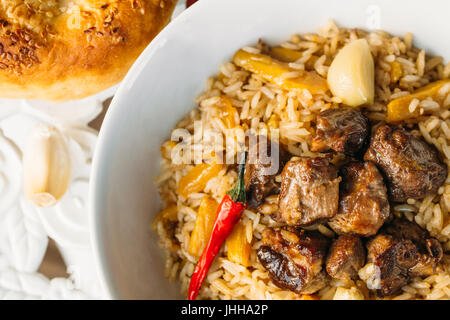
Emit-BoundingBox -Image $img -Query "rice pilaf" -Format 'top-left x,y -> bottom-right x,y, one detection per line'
154,20 -> 450,300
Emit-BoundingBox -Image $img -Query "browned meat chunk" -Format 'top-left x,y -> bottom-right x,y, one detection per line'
244,135 -> 289,208
364,219 -> 443,297
326,235 -> 365,280
383,219 -> 443,277
277,157 -> 341,226
364,125 -> 447,202
257,227 -> 329,294
311,107 -> 369,156
365,233 -> 415,297
328,161 -> 390,236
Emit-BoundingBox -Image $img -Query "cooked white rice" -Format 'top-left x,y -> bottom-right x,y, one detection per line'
154,20 -> 450,300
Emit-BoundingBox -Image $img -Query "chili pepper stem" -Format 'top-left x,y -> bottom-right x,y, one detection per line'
227,152 -> 247,204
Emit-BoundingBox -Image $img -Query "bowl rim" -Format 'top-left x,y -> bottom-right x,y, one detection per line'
88,1 -> 208,299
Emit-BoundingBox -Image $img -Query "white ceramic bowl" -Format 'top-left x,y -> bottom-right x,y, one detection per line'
90,0 -> 450,299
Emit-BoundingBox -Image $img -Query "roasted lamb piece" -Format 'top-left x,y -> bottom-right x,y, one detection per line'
328,161 -> 390,236
277,157 -> 341,226
382,219 -> 443,277
364,125 -> 447,202
364,233 -> 414,297
257,227 -> 329,294
244,135 -> 289,208
363,219 -> 443,297
326,235 -> 365,280
311,107 -> 369,156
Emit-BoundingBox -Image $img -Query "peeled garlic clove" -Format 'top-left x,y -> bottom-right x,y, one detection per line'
23,125 -> 71,207
327,39 -> 375,107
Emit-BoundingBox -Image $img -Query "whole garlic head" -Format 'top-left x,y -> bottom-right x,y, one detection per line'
23,125 -> 71,207
327,39 -> 375,107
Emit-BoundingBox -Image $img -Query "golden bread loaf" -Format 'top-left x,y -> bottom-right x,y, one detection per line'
0,0 -> 176,101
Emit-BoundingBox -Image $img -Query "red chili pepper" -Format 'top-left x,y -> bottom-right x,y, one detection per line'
188,152 -> 248,300
186,0 -> 198,8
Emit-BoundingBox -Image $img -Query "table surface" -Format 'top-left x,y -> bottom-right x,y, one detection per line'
37,98 -> 110,281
